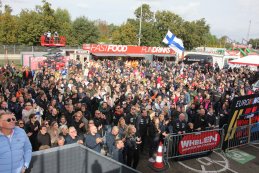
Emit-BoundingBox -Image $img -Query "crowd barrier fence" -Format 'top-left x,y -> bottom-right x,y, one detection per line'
163,123 -> 259,165
163,127 -> 225,164
226,123 -> 259,150
28,143 -> 141,173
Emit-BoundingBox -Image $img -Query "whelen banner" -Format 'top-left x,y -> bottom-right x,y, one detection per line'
82,44 -> 176,55
178,131 -> 221,155
224,94 -> 259,146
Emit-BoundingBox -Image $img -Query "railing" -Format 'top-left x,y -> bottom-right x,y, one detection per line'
163,123 -> 259,165
40,36 -> 66,47
0,45 -> 80,54
226,123 -> 259,150
164,127 -> 225,164
28,143 -> 140,173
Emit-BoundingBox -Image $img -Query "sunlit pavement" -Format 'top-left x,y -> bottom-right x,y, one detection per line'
137,144 -> 259,173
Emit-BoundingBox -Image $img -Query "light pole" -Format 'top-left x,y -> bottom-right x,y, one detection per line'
138,4 -> 142,46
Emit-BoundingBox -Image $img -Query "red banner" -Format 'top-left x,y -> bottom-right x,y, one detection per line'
30,57 -> 47,70
178,131 -> 221,155
23,54 -> 33,67
82,44 -> 175,55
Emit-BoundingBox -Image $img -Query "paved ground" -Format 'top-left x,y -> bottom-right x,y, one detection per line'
137,143 -> 259,173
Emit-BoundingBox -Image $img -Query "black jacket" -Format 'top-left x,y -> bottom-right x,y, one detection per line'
37,132 -> 51,147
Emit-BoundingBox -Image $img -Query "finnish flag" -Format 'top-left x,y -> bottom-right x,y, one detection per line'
163,30 -> 184,53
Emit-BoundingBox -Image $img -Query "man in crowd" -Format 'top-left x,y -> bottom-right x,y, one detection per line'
65,126 -> 84,145
112,139 -> 125,163
0,111 -> 32,173
105,126 -> 120,156
85,125 -> 103,153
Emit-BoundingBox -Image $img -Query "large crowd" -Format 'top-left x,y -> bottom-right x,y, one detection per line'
0,59 -> 258,169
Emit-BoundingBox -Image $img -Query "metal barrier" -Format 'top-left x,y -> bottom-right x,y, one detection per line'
28,143 -> 140,173
226,123 -> 259,150
250,122 -> 259,143
164,128 -> 225,164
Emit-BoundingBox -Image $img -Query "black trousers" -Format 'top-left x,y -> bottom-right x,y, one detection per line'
126,149 -> 139,169
139,134 -> 147,152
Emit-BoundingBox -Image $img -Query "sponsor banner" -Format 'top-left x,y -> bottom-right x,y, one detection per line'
195,47 -> 226,55
23,54 -> 33,67
178,131 -> 221,155
251,122 -> 259,142
224,94 -> 259,147
30,57 -> 47,70
82,44 -> 175,55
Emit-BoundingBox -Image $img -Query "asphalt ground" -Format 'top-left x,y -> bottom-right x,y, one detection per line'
137,143 -> 259,173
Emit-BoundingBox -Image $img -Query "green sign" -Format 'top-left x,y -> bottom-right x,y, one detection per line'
226,149 -> 256,164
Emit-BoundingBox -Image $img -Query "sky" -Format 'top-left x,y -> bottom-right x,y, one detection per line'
2,0 -> 259,42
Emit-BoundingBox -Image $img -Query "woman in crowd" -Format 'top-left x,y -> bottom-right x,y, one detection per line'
59,124 -> 69,138
148,117 -> 161,162
48,121 -> 60,147
117,117 -> 128,140
125,125 -> 141,169
25,113 -> 40,151
17,119 -> 25,129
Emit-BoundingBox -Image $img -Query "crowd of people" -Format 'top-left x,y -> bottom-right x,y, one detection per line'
0,58 -> 258,169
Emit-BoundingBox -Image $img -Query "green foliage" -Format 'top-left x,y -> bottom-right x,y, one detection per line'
2,0 -> 256,50
17,9 -> 44,45
134,4 -> 154,23
248,39 -> 259,49
54,8 -> 73,45
72,16 -> 99,45
95,20 -> 111,44
112,22 -> 137,45
0,5 -> 19,44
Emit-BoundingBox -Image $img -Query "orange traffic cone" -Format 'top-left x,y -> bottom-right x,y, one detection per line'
149,142 -> 168,171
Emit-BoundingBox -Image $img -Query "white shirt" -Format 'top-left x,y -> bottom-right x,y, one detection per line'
0,129 -> 14,142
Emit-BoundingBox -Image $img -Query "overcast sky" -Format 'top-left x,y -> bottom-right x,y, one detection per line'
2,0 -> 259,42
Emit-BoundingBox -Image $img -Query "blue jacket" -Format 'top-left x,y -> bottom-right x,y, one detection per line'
0,127 -> 32,173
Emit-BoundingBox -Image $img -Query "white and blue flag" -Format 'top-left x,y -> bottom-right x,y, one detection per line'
163,30 -> 184,53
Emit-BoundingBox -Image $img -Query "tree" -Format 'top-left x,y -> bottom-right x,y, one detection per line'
35,0 -> 58,32
72,16 -> 99,45
248,38 -> 259,49
54,8 -> 74,45
17,9 -> 44,45
0,5 -> 18,44
132,4 -> 160,46
155,10 -> 184,45
134,4 -> 154,23
139,22 -> 160,46
178,18 -> 211,50
112,22 -> 137,45
95,19 -> 110,43
0,0 -> 2,15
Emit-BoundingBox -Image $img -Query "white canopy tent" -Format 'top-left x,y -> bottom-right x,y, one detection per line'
229,55 -> 259,66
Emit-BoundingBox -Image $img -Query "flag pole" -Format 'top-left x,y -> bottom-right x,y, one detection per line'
138,4 -> 142,46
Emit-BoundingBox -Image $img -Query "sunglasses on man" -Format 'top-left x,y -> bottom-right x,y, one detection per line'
3,118 -> 16,122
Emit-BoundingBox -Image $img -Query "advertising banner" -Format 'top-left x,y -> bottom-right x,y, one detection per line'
23,54 -> 33,67
82,44 -> 175,55
178,131 -> 221,155
224,94 -> 259,148
30,57 -> 47,70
